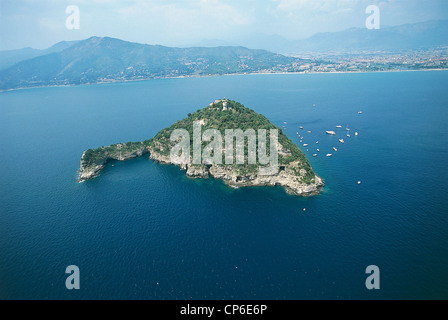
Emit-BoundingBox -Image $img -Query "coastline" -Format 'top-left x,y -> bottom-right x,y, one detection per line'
78,99 -> 325,196
79,148 -> 325,197
1,68 -> 447,93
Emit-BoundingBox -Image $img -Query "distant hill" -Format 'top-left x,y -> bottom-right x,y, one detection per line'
186,33 -> 292,54
186,20 -> 448,54
0,40 -> 79,70
291,20 -> 448,53
0,37 -> 304,90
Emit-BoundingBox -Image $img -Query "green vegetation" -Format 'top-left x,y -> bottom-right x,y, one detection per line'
81,141 -> 151,167
81,99 -> 316,184
147,99 -> 315,183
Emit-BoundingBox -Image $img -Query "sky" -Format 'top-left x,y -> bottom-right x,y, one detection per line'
1,0 -> 447,50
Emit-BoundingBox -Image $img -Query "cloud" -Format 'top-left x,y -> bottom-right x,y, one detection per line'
1,0 -> 447,50
116,0 -> 253,27
272,0 -> 365,14
108,0 -> 254,44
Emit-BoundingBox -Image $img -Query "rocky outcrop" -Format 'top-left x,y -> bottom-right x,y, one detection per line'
78,160 -> 106,182
148,149 -> 324,196
79,144 -> 324,196
210,163 -> 324,196
78,146 -> 149,182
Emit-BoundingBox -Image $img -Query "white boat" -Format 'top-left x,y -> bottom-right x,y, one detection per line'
358,111 -> 363,114
347,134 -> 350,137
357,181 -> 361,184
355,132 -> 359,136
313,154 -> 317,157
339,139 -> 345,143
317,149 -> 320,152
326,130 -> 336,135
299,126 -> 304,129
316,141 -> 319,144
303,144 -> 308,147
336,125 -> 342,128
333,147 -> 338,152
346,128 -> 350,131
307,131 -> 311,133
326,153 -> 333,157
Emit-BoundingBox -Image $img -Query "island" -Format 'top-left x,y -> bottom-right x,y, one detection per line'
78,99 -> 324,196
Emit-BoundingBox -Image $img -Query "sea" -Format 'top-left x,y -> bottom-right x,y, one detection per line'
0,71 -> 447,300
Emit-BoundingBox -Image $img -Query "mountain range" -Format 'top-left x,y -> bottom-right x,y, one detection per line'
1,20 -> 446,90
0,37 -> 304,90
189,20 -> 448,54
0,41 -> 79,71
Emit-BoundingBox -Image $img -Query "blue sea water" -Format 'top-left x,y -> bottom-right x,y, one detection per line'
0,71 -> 447,300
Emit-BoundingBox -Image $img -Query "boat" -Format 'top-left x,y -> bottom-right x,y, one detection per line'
336,125 -> 342,128
313,154 -> 317,157
326,130 -> 336,135
299,126 -> 304,129
303,144 -> 308,147
317,149 -> 320,152
316,141 -> 319,144
283,121 -> 287,124
326,153 -> 332,157
339,139 -> 345,143
347,134 -> 350,137
307,131 -> 311,133
355,132 -> 359,136
333,147 -> 338,152
357,181 -> 361,184
358,111 -> 363,114
346,128 -> 350,131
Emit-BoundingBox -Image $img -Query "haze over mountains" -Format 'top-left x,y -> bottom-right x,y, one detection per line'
0,20 -> 446,90
189,20 -> 448,54
0,41 -> 79,70
0,37 -> 305,90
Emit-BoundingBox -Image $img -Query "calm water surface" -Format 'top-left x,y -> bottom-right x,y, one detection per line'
0,71 -> 447,299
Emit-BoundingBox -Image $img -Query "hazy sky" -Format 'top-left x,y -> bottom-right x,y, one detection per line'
1,0 -> 447,50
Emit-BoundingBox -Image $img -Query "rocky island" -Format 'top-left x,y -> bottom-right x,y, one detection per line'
78,99 -> 324,196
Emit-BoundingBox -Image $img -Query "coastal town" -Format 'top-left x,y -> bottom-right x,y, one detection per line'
288,48 -> 448,73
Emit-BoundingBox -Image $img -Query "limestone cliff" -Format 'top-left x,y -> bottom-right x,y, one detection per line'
148,146 -> 324,196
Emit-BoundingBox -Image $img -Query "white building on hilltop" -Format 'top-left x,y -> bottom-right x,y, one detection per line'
210,98 -> 229,110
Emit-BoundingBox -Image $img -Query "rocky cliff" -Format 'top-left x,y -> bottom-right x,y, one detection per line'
148,146 -> 324,196
78,143 -> 149,182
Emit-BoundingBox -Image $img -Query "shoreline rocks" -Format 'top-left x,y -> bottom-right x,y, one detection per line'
79,147 -> 324,196
78,147 -> 149,182
148,147 -> 324,196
